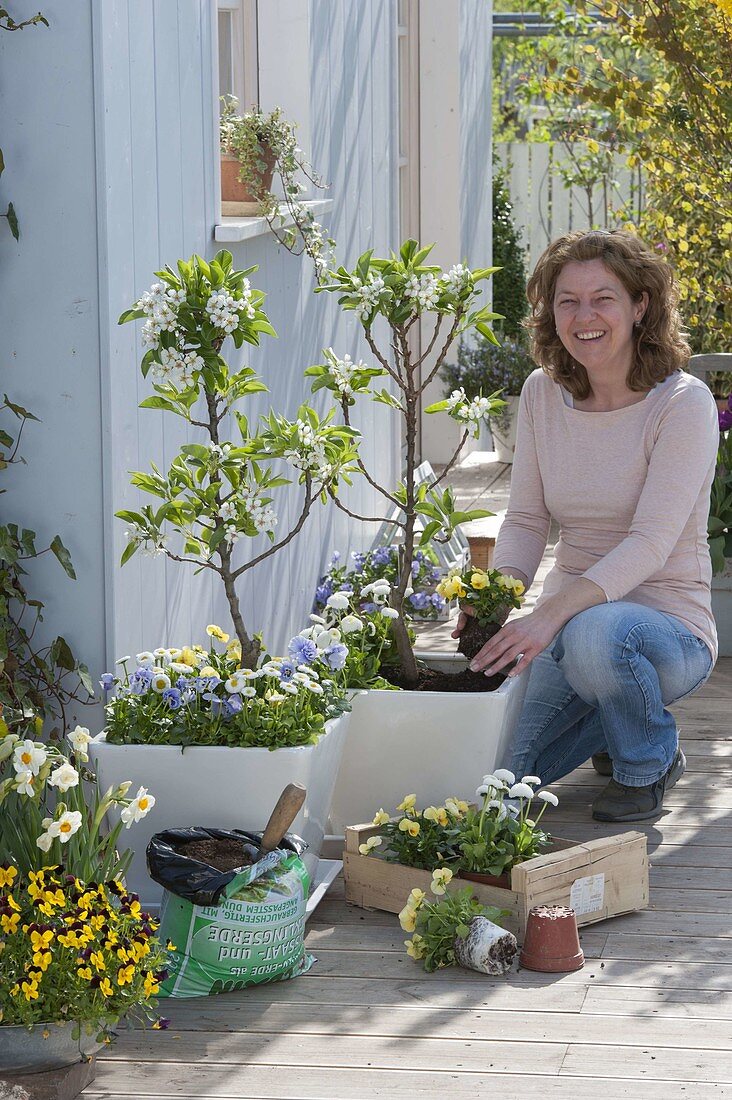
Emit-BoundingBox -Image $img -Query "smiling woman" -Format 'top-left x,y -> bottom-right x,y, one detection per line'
456,229 -> 719,825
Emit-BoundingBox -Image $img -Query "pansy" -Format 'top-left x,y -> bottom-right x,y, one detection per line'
430,867 -> 454,895
358,835 -> 383,856
288,635 -> 318,664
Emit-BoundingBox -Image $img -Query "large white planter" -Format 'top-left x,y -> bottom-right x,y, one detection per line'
88,714 -> 349,909
327,654 -> 528,836
489,395 -> 520,463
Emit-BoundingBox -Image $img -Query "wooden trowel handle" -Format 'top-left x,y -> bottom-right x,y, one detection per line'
259,783 -> 307,856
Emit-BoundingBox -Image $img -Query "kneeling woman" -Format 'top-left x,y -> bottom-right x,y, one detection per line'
459,229 -> 718,822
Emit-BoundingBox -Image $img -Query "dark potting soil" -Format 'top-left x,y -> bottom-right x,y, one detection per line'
457,616 -> 502,662
385,665 -> 506,693
173,835 -> 253,873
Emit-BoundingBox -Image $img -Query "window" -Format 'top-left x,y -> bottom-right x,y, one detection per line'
397,0 -> 420,242
217,0 -> 259,110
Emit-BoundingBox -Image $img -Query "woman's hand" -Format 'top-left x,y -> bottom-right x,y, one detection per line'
450,605 -> 474,639
468,605 -> 563,678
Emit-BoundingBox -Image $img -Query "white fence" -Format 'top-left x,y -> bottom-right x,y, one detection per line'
495,141 -> 644,269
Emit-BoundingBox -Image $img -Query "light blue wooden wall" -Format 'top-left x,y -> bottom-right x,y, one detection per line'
1,0 -> 400,705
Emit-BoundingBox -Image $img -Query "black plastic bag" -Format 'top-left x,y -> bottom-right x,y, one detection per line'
146,826 -> 307,907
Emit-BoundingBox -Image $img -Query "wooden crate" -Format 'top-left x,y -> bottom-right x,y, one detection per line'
343,820 -> 648,939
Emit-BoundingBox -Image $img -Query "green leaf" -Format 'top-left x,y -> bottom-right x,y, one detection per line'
139,396 -> 182,414
120,540 -> 138,566
77,663 -> 94,696
50,536 -> 76,579
5,202 -> 19,241
3,394 -> 39,422
424,399 -> 450,414
419,520 -> 442,545
118,308 -> 146,325
50,636 -> 75,671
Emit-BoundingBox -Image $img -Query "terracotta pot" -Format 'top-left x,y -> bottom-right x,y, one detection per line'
459,869 -> 511,889
220,149 -> 276,205
519,904 -> 584,973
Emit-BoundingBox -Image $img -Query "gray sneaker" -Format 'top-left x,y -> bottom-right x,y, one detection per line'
591,749 -> 686,822
591,751 -> 613,776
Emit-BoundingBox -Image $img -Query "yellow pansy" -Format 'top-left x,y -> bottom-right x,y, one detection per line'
1,912 -> 20,934
30,929 -> 54,951
372,809 -> 390,826
398,905 -> 417,933
21,980 -> 39,1001
77,966 -> 93,981
470,571 -> 489,590
358,836 -> 383,856
423,806 -> 449,827
407,888 -> 426,908
430,867 -> 454,895
396,793 -> 417,813
405,934 -> 425,959
198,665 -> 218,678
0,865 -> 17,888
117,964 -> 135,987
206,624 -> 230,643
398,818 -> 420,838
99,977 -> 114,997
143,973 -> 160,996
437,575 -> 466,600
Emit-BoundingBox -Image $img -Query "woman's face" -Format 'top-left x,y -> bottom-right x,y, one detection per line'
553,259 -> 648,377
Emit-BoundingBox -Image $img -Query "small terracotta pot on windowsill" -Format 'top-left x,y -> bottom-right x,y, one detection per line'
220,148 -> 276,215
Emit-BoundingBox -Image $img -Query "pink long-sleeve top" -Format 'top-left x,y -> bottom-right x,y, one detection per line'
492,368 -> 719,661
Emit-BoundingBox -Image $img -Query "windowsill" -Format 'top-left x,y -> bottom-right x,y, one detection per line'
214,200 -> 334,243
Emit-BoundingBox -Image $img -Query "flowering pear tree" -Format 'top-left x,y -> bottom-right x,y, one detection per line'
118,251 -> 358,669
308,240 -> 506,686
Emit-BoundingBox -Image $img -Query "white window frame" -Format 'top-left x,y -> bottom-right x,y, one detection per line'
217,0 -> 259,111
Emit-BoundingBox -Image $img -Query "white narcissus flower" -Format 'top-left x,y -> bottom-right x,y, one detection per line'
48,763 -> 80,792
48,811 -> 83,843
68,726 -> 92,761
326,593 -> 350,610
36,831 -> 54,853
508,782 -> 535,800
13,739 -> 47,776
120,787 -> 155,827
15,769 -> 36,797
537,790 -> 559,806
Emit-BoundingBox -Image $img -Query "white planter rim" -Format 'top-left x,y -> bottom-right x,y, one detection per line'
92,716 -> 341,757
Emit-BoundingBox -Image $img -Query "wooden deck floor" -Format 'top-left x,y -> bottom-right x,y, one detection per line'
87,456 -> 732,1099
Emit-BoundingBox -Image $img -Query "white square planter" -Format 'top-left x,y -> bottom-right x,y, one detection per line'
327,654 -> 528,836
88,714 -> 349,910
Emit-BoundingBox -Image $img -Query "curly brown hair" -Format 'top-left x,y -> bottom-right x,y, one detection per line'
525,230 -> 690,400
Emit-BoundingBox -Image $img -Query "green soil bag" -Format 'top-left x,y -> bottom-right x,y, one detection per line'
148,827 -> 314,998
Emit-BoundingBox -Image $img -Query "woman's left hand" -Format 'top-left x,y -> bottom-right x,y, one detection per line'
469,606 -> 563,679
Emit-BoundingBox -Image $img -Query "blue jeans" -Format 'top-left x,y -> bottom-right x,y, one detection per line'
509,601 -> 714,788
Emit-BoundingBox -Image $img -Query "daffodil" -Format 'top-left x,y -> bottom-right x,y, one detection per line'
47,811 -> 83,844
13,740 -> 47,776
430,867 -> 454,895
48,762 -> 79,792
120,787 -> 155,826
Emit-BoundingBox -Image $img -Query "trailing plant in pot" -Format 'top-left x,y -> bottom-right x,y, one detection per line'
220,96 -> 334,281
117,249 -> 357,671
442,330 -> 535,443
308,240 -> 506,689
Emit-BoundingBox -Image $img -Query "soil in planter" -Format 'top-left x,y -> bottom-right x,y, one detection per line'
173,836 -> 254,874
385,665 -> 506,693
457,616 -> 502,663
